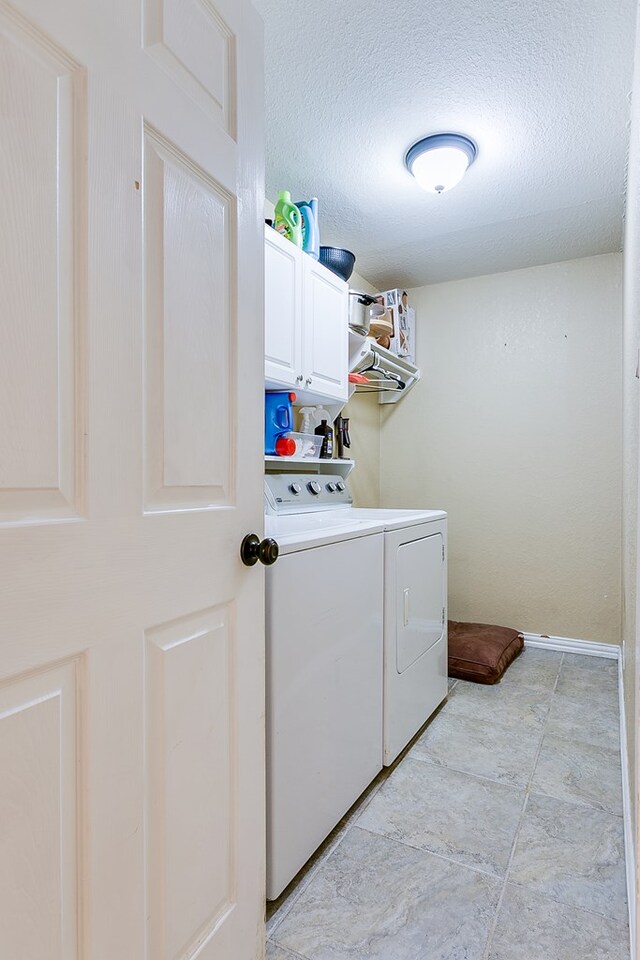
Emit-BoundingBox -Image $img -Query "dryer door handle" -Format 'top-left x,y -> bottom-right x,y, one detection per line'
403,588 -> 410,626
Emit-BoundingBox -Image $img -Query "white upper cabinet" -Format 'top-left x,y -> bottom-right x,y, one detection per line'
265,225 -> 348,403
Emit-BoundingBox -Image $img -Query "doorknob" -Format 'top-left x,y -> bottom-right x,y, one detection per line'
240,533 -> 279,567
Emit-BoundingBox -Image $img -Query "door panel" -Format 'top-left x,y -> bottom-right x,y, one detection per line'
0,1 -> 265,959
0,4 -> 85,521
0,660 -> 79,960
143,0 -> 236,134
143,126 -> 234,510
146,606 -> 234,960
396,533 -> 445,673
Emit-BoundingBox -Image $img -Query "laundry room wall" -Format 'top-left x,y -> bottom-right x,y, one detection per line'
342,270 -> 382,507
378,253 -> 623,645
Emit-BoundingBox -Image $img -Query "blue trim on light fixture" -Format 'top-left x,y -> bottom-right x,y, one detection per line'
404,133 -> 478,174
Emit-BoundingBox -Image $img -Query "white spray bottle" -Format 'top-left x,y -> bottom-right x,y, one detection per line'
299,406 -> 316,434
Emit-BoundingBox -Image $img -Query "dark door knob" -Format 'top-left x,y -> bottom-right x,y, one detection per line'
240,533 -> 279,567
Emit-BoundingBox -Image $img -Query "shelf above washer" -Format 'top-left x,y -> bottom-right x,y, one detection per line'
264,456 -> 355,478
350,341 -> 420,404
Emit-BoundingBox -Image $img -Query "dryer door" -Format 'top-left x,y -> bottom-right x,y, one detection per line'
396,532 -> 445,673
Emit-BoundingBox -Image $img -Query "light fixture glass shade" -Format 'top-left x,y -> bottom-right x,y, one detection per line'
405,134 -> 477,194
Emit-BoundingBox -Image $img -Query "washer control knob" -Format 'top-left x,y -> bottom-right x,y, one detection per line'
326,482 -> 337,493
336,481 -> 346,492
289,482 -> 302,495
307,480 -> 322,495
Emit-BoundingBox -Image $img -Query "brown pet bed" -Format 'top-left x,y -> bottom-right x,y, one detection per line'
448,620 -> 524,684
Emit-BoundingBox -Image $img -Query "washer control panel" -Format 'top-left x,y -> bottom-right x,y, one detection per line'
265,474 -> 353,514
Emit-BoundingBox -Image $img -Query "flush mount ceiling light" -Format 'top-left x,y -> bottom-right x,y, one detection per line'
404,133 -> 477,194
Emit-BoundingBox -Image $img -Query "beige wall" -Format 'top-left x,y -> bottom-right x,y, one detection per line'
378,254 -> 623,643
344,393 -> 380,506
342,270 -> 382,507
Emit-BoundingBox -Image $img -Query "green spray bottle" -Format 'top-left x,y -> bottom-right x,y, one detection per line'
274,190 -> 302,247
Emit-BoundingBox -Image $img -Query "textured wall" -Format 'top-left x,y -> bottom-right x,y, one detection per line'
344,393 -> 381,507
378,254 -> 623,643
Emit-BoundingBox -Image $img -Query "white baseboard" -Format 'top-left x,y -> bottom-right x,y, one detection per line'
523,632 -> 620,660
618,655 -> 637,958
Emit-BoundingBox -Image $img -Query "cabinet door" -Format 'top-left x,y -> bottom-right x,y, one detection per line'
303,258 -> 349,401
265,226 -> 303,389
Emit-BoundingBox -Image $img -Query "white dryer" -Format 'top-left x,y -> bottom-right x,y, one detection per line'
347,507 -> 448,765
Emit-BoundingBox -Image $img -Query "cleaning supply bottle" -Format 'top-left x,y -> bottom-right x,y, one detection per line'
265,390 -> 296,455
314,419 -> 334,459
299,406 -> 316,434
274,190 -> 302,247
314,405 -> 331,427
295,197 -> 320,259
334,416 -> 344,459
342,417 -> 351,451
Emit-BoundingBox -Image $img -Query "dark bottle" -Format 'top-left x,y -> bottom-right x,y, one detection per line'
334,416 -> 351,459
314,419 -> 334,459
334,416 -> 344,459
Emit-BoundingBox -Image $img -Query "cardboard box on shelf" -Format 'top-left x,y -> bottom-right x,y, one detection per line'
376,289 -> 415,363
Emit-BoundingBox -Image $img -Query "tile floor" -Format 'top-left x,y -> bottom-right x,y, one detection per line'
266,647 -> 629,959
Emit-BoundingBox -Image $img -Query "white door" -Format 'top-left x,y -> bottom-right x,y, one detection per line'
0,1 -> 266,958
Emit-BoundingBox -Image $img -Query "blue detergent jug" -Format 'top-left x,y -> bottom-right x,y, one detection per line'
265,391 -> 296,455
295,198 -> 320,259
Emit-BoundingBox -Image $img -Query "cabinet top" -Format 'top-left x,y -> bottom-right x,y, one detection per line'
264,223 -> 348,290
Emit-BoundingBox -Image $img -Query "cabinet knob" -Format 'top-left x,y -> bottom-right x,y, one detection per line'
305,377 -> 313,386
296,374 -> 304,382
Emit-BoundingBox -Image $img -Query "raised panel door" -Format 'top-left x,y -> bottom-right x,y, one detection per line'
0,1 -> 266,959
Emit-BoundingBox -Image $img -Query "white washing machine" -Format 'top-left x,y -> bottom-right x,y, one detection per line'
264,474 -> 386,900
263,474 -> 447,898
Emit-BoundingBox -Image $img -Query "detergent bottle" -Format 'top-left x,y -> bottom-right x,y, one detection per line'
295,197 -> 320,259
265,390 -> 296,455
274,190 -> 302,247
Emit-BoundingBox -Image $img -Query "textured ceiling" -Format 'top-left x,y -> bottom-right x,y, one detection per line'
253,0 -> 636,287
